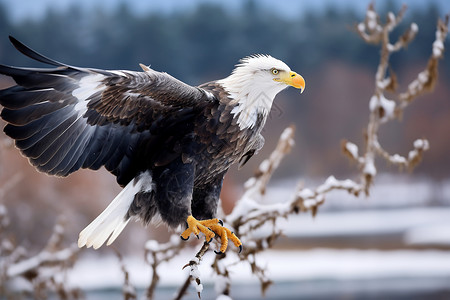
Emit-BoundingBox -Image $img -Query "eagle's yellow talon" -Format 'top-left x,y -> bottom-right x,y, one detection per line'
181,215 -> 216,243
180,215 -> 242,254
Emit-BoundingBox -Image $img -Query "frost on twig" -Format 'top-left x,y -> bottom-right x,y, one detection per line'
352,4 -> 448,189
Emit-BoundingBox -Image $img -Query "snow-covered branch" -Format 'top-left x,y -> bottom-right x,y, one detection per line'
0,209 -> 81,299
399,15 -> 449,106
136,5 -> 448,300
203,5 -> 448,298
0,142 -> 81,299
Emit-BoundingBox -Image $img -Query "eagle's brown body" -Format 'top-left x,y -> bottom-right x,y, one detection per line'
0,36 -> 304,250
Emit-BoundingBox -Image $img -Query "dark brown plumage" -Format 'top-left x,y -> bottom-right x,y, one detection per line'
0,36 -> 305,251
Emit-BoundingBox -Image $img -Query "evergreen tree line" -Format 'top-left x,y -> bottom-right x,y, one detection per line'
0,1 -> 446,83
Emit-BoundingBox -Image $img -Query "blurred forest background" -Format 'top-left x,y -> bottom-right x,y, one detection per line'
0,0 -> 449,298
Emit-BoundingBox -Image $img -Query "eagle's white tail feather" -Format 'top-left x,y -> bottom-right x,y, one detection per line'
78,172 -> 152,249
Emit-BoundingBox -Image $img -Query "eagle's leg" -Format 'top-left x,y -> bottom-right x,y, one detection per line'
180,215 -> 242,254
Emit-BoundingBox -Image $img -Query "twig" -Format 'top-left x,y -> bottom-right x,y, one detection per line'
145,235 -> 185,300
175,241 -> 210,300
115,250 -> 137,300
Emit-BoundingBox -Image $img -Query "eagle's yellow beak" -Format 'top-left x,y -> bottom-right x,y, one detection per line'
276,71 -> 305,93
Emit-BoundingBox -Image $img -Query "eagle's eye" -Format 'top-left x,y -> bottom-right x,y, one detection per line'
271,68 -> 279,75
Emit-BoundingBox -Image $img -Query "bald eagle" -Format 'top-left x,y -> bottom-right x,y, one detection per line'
0,36 -> 305,253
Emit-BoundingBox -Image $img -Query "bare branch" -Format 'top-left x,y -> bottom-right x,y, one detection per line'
398,16 -> 449,106
140,6 -> 448,300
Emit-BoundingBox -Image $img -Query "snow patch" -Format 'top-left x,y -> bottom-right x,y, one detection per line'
418,71 -> 429,84
344,142 -> 359,159
433,36 -> 445,57
405,224 -> 450,246
363,159 -> 377,177
413,139 -> 429,150
357,23 -> 365,32
367,10 -> 378,31
369,94 -> 396,122
391,154 -> 407,165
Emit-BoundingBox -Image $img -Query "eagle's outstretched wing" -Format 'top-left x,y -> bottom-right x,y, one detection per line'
0,36 -> 212,186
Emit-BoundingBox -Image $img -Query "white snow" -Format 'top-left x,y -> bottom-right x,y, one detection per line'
363,159 -> 377,177
214,274 -> 230,295
357,22 -> 365,32
370,94 -> 396,121
297,188 -> 314,199
408,139 -> 429,162
277,207 -> 450,238
216,295 -> 233,300
391,154 -> 407,164
405,224 -> 450,246
145,240 -> 160,252
344,142 -> 359,159
259,159 -> 270,173
387,12 -> 395,24
433,37 -> 445,57
316,176 -> 360,194
7,248 -> 76,278
381,95 -> 396,120
413,139 -> 429,150
418,71 -> 429,84
366,10 -> 377,31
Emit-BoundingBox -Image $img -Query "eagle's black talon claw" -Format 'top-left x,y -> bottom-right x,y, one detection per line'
214,250 -> 223,255
196,234 -> 199,239
218,219 -> 224,226
238,245 -> 243,253
181,236 -> 189,241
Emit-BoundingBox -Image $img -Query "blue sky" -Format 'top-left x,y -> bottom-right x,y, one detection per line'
1,0 -> 449,22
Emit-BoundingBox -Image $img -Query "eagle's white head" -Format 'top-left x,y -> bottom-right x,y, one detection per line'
218,55 -> 305,130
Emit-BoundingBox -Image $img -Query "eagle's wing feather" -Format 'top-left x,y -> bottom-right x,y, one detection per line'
0,37 -> 212,186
